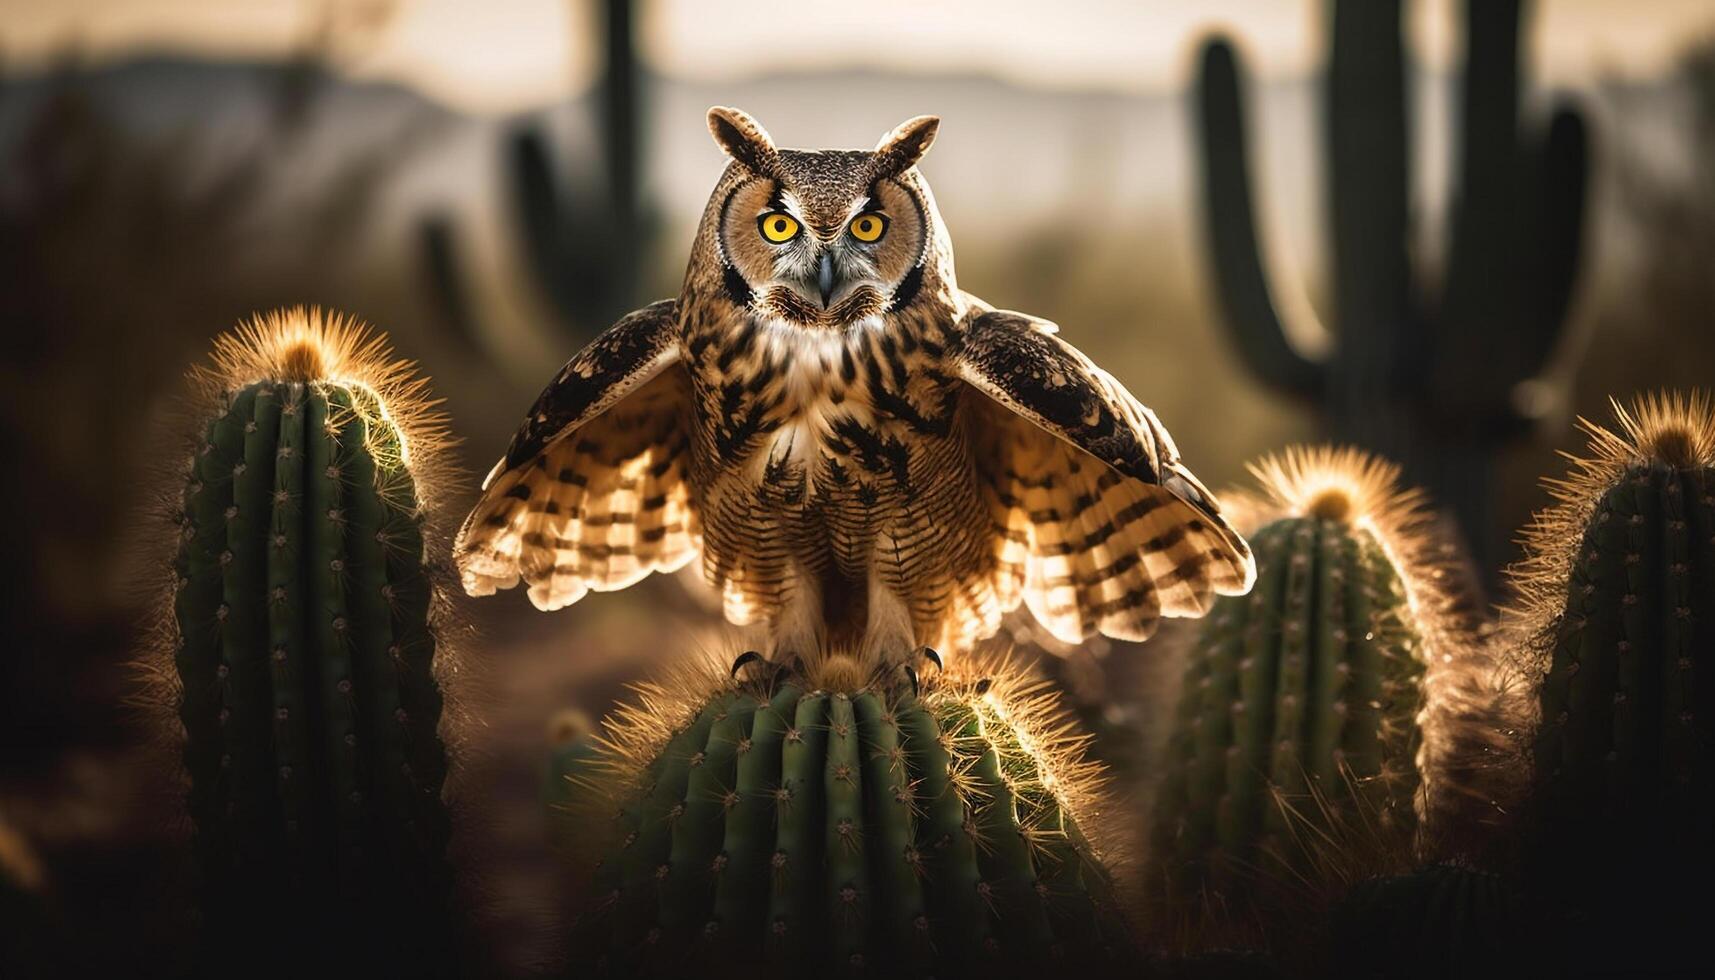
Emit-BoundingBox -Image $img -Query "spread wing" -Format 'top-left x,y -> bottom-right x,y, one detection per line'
953,307 -> 1255,644
454,300 -> 699,610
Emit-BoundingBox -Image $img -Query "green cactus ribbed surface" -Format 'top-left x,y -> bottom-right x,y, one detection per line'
172,378 -> 451,962
1323,865 -> 1516,980
570,680 -> 1127,975
1324,864 -> 1515,980
1153,516 -> 1425,894
1531,463 -> 1715,908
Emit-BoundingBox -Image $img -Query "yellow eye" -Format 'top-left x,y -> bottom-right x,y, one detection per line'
758,212 -> 801,244
848,213 -> 888,243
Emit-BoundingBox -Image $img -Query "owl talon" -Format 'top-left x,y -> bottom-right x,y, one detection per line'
919,647 -> 943,671
902,664 -> 920,697
730,650 -> 766,678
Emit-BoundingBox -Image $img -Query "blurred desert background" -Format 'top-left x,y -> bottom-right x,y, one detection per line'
3,0 -> 1714,972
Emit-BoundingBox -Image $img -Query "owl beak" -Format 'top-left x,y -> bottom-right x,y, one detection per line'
817,252 -> 837,307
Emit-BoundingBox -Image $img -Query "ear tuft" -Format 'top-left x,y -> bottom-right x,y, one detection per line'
872,115 -> 940,176
707,106 -> 778,173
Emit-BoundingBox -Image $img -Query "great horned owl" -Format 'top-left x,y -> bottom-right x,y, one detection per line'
456,107 -> 1254,676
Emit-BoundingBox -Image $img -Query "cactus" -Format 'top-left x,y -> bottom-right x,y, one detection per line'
1510,392 -> 1715,970
422,0 -> 649,350
564,652 -> 1130,974
1323,863 -> 1517,979
162,309 -> 458,970
546,708 -> 601,848
1151,449 -> 1489,911
1195,0 -> 1588,569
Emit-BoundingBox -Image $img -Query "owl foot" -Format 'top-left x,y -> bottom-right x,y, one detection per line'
730,650 -> 801,687
897,646 -> 943,697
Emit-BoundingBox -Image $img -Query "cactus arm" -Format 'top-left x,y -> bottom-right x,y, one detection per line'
770,693 -> 829,963
712,684 -> 800,953
1440,0 -> 1522,344
899,698 -> 990,963
854,692 -> 929,966
599,0 -> 639,221
507,129 -> 577,325
1195,37 -> 1324,400
1513,106 -> 1588,387
416,215 -> 486,357
822,694 -> 869,968
1327,0 -> 1415,397
1438,2 -> 1588,428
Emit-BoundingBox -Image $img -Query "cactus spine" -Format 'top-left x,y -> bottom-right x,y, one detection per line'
1512,392 -> 1715,970
1152,448 -> 1480,906
1195,0 -> 1588,568
568,654 -> 1128,974
166,310 -> 455,969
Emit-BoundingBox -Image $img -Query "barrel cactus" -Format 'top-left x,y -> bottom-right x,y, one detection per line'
155,309 -> 459,969
1151,448 -> 1495,914
563,651 -> 1131,974
1510,391 -> 1715,969
1323,863 -> 1517,979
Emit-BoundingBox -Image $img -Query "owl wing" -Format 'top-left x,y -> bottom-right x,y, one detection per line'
953,308 -> 1256,644
454,300 -> 700,611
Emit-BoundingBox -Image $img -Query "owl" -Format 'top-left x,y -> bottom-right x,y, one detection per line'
456,107 -> 1254,677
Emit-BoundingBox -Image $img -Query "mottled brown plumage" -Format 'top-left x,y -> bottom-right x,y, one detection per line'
456,107 -> 1255,671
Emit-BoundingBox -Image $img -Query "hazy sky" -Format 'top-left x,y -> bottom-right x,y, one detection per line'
1,0 -> 1711,113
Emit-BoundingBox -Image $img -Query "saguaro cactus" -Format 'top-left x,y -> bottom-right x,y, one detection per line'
562,653 -> 1129,974
162,309 -> 458,970
1511,392 -> 1715,970
1151,448 -> 1489,911
1196,0 -> 1588,568
423,0 -> 650,350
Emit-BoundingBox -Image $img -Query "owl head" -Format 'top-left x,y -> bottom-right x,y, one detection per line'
690,106 -> 957,329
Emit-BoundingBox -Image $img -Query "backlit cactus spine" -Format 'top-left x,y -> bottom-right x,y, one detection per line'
164,309 -> 457,969
1511,392 -> 1715,970
1152,448 -> 1486,905
566,652 -> 1130,975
